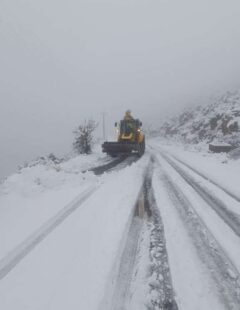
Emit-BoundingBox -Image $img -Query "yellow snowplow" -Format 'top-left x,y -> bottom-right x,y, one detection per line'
102,118 -> 145,157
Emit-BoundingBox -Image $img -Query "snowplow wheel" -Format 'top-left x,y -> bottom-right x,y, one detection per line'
137,139 -> 145,157
142,138 -> 145,153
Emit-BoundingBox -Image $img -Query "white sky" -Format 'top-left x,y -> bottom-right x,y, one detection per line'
1,0 -> 240,179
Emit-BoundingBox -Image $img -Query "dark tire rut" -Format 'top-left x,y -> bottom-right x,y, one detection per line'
108,158 -> 178,310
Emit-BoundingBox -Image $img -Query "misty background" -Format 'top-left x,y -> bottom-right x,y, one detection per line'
1,0 -> 240,180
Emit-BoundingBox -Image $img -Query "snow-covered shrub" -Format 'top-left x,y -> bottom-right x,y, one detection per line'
73,120 -> 98,154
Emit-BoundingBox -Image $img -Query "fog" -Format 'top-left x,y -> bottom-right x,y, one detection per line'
1,0 -> 240,179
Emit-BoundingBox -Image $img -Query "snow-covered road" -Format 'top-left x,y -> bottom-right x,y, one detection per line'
1,142 -> 240,309
0,153 -> 148,310
153,152 -> 240,310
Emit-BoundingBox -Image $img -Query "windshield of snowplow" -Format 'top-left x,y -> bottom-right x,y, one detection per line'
120,120 -> 138,135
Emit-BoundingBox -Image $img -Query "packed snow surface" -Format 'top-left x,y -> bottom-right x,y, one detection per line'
1,139 -> 240,309
0,149 -> 149,310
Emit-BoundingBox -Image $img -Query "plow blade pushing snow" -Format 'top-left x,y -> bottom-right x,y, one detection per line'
102,141 -> 145,157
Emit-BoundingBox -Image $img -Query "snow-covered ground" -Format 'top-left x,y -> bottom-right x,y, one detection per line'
151,137 -> 240,197
0,148 -> 149,309
1,139 -> 240,309
0,150 -> 107,260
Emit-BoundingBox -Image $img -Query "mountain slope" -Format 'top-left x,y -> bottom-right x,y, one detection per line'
159,90 -> 240,146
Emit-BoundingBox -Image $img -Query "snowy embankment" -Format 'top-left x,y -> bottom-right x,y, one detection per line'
0,151 -> 105,260
0,148 -> 149,310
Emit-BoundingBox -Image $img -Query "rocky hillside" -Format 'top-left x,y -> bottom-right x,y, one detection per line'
159,90 -> 240,146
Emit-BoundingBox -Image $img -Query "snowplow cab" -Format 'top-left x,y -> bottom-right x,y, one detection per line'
102,118 -> 145,157
118,119 -> 142,142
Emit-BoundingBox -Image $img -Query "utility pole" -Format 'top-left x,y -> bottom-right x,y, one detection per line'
102,112 -> 106,141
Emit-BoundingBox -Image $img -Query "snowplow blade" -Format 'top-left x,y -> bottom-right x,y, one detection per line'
102,142 -> 138,155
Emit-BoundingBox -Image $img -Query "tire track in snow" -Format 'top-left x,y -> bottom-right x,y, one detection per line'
170,153 -> 240,203
155,156 -> 240,309
0,186 -> 97,281
109,160 -> 178,310
150,144 -> 240,203
111,216 -> 143,310
144,168 -> 178,310
161,152 -> 240,238
0,154 -> 139,281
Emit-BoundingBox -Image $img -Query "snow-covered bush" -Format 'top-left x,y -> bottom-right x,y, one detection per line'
73,120 -> 98,154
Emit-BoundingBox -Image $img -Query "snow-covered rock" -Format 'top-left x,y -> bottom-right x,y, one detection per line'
159,90 -> 240,147
228,147 -> 240,160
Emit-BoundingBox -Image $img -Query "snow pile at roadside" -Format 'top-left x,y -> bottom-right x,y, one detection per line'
0,151 -> 105,196
0,150 -> 106,260
159,90 -> 240,147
